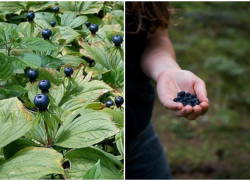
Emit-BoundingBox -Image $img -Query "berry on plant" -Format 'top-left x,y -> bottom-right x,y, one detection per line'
34,94 -> 50,111
89,24 -> 99,34
112,35 -> 123,47
85,21 -> 91,27
106,100 -> 114,108
26,12 -> 35,22
50,21 -> 56,27
52,7 -> 59,13
27,69 -> 38,82
42,29 -> 52,40
38,80 -> 51,93
115,96 -> 124,107
64,67 -> 74,77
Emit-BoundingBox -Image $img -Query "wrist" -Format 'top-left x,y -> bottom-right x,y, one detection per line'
155,65 -> 181,82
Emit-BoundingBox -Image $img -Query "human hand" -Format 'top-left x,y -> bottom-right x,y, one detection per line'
156,69 -> 209,120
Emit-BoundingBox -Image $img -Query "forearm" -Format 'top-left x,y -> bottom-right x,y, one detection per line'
140,29 -> 181,82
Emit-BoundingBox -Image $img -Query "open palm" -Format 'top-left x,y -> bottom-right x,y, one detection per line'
156,69 -> 209,120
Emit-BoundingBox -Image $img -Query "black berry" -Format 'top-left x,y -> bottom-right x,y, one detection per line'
26,12 -> 35,22
34,94 -> 50,111
106,100 -> 114,108
39,80 -> 51,93
53,7 -> 59,13
89,24 -> 98,34
50,21 -> 56,27
42,29 -> 52,39
173,91 -> 200,107
186,92 -> 191,96
177,91 -> 185,97
112,35 -> 123,47
64,67 -> 74,77
115,96 -> 124,107
27,69 -> 38,82
85,21 -> 91,27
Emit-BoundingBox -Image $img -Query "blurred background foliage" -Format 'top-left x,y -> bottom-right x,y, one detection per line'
152,2 -> 250,179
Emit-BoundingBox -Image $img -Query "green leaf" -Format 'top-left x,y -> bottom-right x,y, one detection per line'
56,26 -> 80,44
2,138 -> 42,159
60,80 -> 112,111
85,66 -> 110,77
50,84 -> 65,105
0,147 -> 64,179
101,108 -> 124,128
102,68 -> 124,88
0,2 -> 25,14
17,22 -> 32,37
0,22 -> 19,42
0,97 -> 33,149
70,15 -> 88,29
40,55 -> 62,69
61,12 -> 78,26
16,37 -> 57,51
59,55 -> 87,67
115,128 -> 124,157
65,147 -> 121,179
78,2 -> 104,14
26,2 -> 55,12
37,67 -> 63,86
34,12 -> 58,29
0,53 -> 13,81
83,160 -> 103,179
18,53 -> 42,68
55,110 -> 119,148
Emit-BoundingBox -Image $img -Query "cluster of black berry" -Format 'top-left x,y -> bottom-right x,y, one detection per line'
173,91 -> 200,107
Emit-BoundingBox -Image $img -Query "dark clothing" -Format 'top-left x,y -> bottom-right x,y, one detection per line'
125,6 -> 155,145
126,122 -> 172,179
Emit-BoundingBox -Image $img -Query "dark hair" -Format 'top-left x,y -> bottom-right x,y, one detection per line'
126,2 -> 172,34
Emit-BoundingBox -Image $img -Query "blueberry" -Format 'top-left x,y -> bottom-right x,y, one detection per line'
112,35 -> 123,47
34,94 -> 50,111
177,91 -> 185,97
50,21 -> 56,27
186,92 -> 191,96
42,29 -> 52,39
177,96 -> 182,100
173,98 -> 178,102
190,99 -> 195,103
193,101 -> 200,106
188,95 -> 192,100
115,96 -> 124,107
27,69 -> 38,81
187,100 -> 191,103
193,98 -> 198,101
182,102 -> 187,106
179,99 -> 183,103
183,96 -> 188,101
191,94 -> 197,98
89,24 -> 98,33
53,7 -> 59,13
85,21 -> 91,27
187,103 -> 192,106
64,67 -> 74,77
26,12 -> 35,22
39,80 -> 51,93
106,100 -> 114,108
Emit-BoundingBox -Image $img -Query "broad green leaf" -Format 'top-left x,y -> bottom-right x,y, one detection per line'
60,80 -> 112,111
18,53 -> 42,68
58,1 -> 78,12
16,37 -> 57,51
57,26 -> 80,44
78,2 -> 104,14
17,22 -> 32,37
83,160 -> 103,179
2,138 -> 42,159
65,147 -> 121,179
0,53 -> 13,81
26,1 -> 55,12
0,97 -> 33,149
70,15 -> 87,29
0,2 -> 25,14
55,110 -> 118,148
28,82 -> 40,105
85,66 -> 110,77
0,22 -> 19,43
86,102 -> 105,110
59,55 -> 88,67
101,108 -> 124,128
50,84 -> 65,105
34,12 -> 58,29
102,68 -> 124,88
61,12 -> 78,27
40,55 -> 62,69
115,128 -> 124,157
0,84 -> 27,100
37,67 -> 63,86
0,147 -> 64,179
85,14 -> 103,26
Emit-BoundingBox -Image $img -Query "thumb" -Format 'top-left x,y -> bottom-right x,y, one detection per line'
194,78 -> 209,103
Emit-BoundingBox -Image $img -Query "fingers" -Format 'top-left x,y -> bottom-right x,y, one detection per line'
185,105 -> 202,120
161,99 -> 183,110
200,102 -> 209,115
172,104 -> 192,117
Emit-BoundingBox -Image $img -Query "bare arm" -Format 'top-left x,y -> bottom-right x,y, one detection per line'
140,29 -> 209,120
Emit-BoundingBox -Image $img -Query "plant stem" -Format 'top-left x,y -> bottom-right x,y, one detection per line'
44,119 -> 51,147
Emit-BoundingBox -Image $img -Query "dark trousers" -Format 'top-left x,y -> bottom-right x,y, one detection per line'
126,122 -> 172,179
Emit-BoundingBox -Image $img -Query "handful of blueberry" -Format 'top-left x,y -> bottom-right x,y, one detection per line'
173,91 -> 200,107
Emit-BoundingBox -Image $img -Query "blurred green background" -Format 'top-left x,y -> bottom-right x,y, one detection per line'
152,2 -> 250,179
